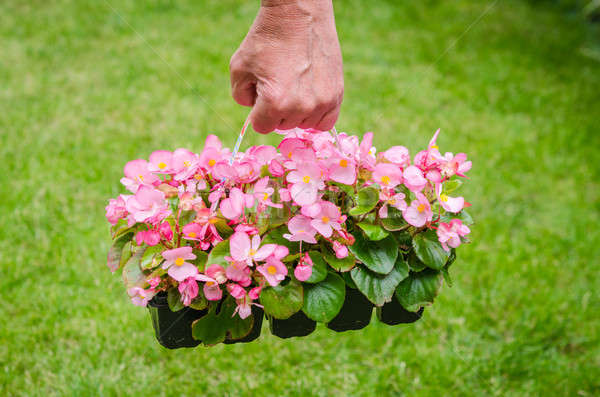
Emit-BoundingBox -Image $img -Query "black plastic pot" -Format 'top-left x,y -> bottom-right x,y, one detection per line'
223,306 -> 264,344
269,310 -> 316,339
376,296 -> 424,325
327,287 -> 374,332
147,293 -> 207,349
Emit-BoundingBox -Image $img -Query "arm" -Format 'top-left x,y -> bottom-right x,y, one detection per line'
230,0 -> 344,133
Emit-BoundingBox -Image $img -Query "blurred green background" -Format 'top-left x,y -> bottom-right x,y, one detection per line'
1,0 -> 599,395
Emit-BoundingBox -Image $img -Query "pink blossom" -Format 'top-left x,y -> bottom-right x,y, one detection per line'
220,187 -> 254,220
426,170 -> 443,184
172,148 -> 200,181
332,240 -> 349,259
198,146 -> 222,171
283,215 -> 318,244
161,247 -> 198,282
182,223 -> 203,241
125,185 -> 170,224
384,146 -> 410,167
278,138 -> 307,161
253,177 -> 283,208
257,257 -> 288,286
437,219 -> 470,251
268,159 -> 285,176
378,190 -> 407,218
439,152 -> 472,178
286,162 -> 324,206
147,276 -> 161,289
159,221 -> 173,241
327,155 -> 357,185
435,183 -> 465,213
309,201 -> 344,238
120,159 -> 158,192
105,195 -> 129,225
294,264 -> 313,281
127,287 -> 155,307
148,150 -> 174,173
403,192 -> 433,227
206,264 -> 227,284
372,163 -> 402,188
403,165 -> 428,192
279,188 -> 292,202
225,262 -> 252,287
229,232 -> 277,266
178,277 -> 199,306
248,286 -> 262,300
247,145 -> 278,165
358,132 -> 376,170
135,230 -> 161,246
227,283 -> 246,299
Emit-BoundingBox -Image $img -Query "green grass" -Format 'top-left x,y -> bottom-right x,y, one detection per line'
1,0 -> 599,395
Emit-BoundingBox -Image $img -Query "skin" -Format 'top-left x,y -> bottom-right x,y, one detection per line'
230,0 -> 344,134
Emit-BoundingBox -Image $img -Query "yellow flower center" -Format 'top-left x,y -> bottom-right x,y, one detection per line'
381,176 -> 391,185
417,204 -> 426,213
194,174 -> 203,180
298,229 -> 305,233
175,257 -> 184,266
183,160 -> 191,167
430,145 -> 439,150
302,175 -> 310,183
138,174 -> 144,181
188,232 -> 196,238
158,162 -> 167,169
321,216 -> 330,224
267,265 -> 277,275
263,192 -> 269,201
208,159 -> 216,167
209,217 -> 218,224
339,159 -> 348,167
440,194 -> 448,202
206,281 -> 215,287
389,199 -> 396,205
249,249 -> 257,257
287,151 -> 293,159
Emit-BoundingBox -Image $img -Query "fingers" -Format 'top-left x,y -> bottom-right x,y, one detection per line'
250,95 -> 280,134
315,105 -> 340,132
230,53 -> 256,107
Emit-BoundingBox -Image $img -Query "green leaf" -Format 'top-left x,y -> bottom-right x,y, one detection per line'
122,246 -> 146,288
442,179 -> 463,194
412,230 -> 450,270
119,241 -> 133,269
351,257 -> 409,306
341,271 -> 357,289
213,218 -> 234,239
349,186 -> 379,216
408,250 -> 427,272
179,210 -> 196,226
192,250 -> 208,272
349,232 -> 398,275
107,231 -> 134,272
192,296 -> 253,345
206,240 -> 230,267
322,250 -> 356,272
357,222 -> 390,241
380,207 -> 408,231
440,209 -> 474,226
189,291 -> 208,311
305,251 -> 328,283
260,279 -> 304,319
395,269 -> 443,312
140,244 -> 164,270
392,230 -> 412,248
262,225 -> 301,252
302,273 -> 346,322
167,288 -> 185,312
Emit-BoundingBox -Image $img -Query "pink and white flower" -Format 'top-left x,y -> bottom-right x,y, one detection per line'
161,246 -> 198,282
308,201 -> 345,238
378,190 -> 407,218
120,159 -> 158,192
435,183 -> 465,213
125,185 -> 170,224
286,162 -> 325,206
372,163 -> 402,188
257,257 -> 288,286
178,277 -> 199,306
148,150 -> 174,173
403,192 -> 433,227
127,287 -> 155,307
283,215 -> 318,244
403,165 -> 428,192
229,232 -> 277,266
437,219 -> 470,251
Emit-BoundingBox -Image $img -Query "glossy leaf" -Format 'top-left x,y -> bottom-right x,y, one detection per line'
192,297 -> 254,345
349,186 -> 379,216
442,179 -> 463,194
380,207 -> 408,231
179,210 -> 196,226
305,251 -> 328,283
351,257 -> 409,306
206,240 -> 230,267
412,230 -> 450,270
121,246 -> 146,288
349,232 -> 398,275
107,231 -> 134,272
140,244 -> 164,270
357,222 -> 389,241
322,250 -> 356,272
408,250 -> 427,272
192,250 -> 208,272
167,288 -> 185,312
302,273 -> 346,322
262,225 -> 300,252
395,269 -> 443,312
260,279 -> 304,319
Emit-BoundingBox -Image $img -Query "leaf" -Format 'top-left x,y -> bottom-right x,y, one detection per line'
349,186 -> 379,216
349,232 -> 398,275
441,249 -> 456,287
213,218 -> 234,239
179,210 -> 196,226
412,230 -> 450,270
392,230 -> 412,248
192,296 -> 253,345
329,182 -> 355,197
189,291 -> 208,311
408,250 -> 427,272
322,250 -> 356,272
119,241 -> 133,269
206,240 -> 230,267
167,288 -> 185,312
440,209 -> 474,226
107,231 -> 134,272
302,273 -> 346,322
351,257 -> 409,306
380,207 -> 408,231
262,225 -> 300,252
305,251 -> 328,283
122,246 -> 146,288
192,250 -> 208,272
357,222 -> 390,241
140,244 -> 164,270
260,279 -> 304,319
442,179 -> 463,194
395,269 -> 443,312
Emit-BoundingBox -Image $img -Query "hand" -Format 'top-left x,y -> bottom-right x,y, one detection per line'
230,0 -> 344,134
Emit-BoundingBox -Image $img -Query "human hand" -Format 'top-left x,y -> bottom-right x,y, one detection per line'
230,0 -> 344,134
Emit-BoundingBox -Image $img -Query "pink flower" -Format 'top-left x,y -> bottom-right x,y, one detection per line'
327,155 -> 357,185
159,221 -> 173,241
172,148 -> 200,181
227,283 -> 246,299
199,146 -> 222,171
378,190 -> 407,218
253,177 -> 283,209
403,192 -> 433,227
225,262 -> 252,287
120,159 -> 159,193
127,287 -> 155,307
147,276 -> 161,289
283,215 -> 318,244
148,150 -> 174,173
135,230 -> 161,246
248,286 -> 262,300
358,132 -> 376,170
372,163 -> 402,188
125,186 -> 170,224
178,277 -> 199,306
279,188 -> 292,202
333,240 -> 349,259
248,145 -> 278,165
182,223 -> 203,241
437,219 -> 470,251
206,264 -> 228,284
403,165 -> 428,192
268,159 -> 285,176
286,162 -> 324,206
278,138 -> 308,161
384,146 -> 411,167
439,152 -> 472,178
257,257 -> 288,286
294,252 -> 313,281
105,195 -> 129,225
435,183 -> 464,213
161,247 -> 198,282
309,201 -> 344,238
229,232 -> 277,266
220,188 -> 254,220
202,278 -> 223,301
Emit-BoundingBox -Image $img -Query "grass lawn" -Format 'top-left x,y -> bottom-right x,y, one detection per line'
1,0 -> 599,395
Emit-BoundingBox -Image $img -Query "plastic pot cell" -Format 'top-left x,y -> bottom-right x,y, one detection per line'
327,287 -> 374,332
147,293 -> 207,349
269,310 -> 317,339
376,296 -> 424,325
223,306 -> 264,345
